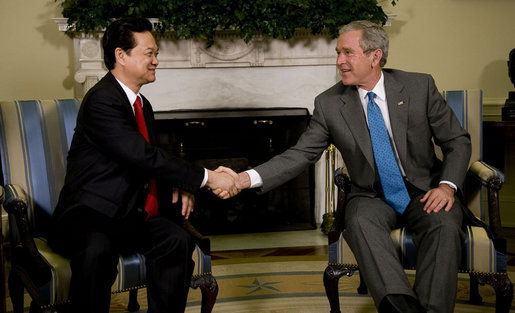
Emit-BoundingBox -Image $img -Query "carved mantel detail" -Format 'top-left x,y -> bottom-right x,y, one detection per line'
54,18 -> 340,96
54,16 -> 395,97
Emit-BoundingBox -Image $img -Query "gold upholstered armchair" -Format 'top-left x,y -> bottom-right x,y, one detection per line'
323,90 -> 513,313
0,99 -> 218,313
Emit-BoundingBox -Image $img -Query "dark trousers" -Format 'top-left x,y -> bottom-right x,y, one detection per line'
342,190 -> 464,313
49,207 -> 195,313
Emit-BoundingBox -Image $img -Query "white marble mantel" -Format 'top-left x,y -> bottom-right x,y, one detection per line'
54,16 -> 394,112
54,18 -> 345,112
54,17 -> 392,224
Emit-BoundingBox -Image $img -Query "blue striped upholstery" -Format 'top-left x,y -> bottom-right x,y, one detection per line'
328,90 -> 508,277
0,99 -> 212,306
0,100 -> 79,232
443,89 -> 489,220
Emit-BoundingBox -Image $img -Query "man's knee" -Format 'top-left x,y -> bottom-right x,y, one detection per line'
75,236 -> 118,270
146,222 -> 194,261
413,211 -> 464,252
344,198 -> 397,233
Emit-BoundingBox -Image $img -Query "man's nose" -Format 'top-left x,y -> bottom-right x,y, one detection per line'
336,53 -> 345,65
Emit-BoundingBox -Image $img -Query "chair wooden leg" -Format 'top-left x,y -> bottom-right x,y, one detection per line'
8,271 -> 24,313
191,274 -> 218,313
127,289 -> 140,312
493,275 -> 513,313
323,264 -> 359,313
470,272 -> 513,313
469,273 -> 483,305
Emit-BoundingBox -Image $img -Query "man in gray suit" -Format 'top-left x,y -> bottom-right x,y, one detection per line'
217,20 -> 471,313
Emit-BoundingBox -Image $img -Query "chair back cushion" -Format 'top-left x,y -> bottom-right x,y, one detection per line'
0,99 -> 80,234
442,90 -> 483,219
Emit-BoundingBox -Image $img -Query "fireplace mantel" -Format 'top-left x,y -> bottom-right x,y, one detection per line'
54,18 -> 341,99
53,16 -> 394,110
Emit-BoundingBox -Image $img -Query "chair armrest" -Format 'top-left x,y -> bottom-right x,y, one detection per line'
468,160 -> 505,186
3,184 -> 29,249
328,167 -> 351,244
183,219 -> 211,255
3,184 -> 51,286
468,160 -> 506,253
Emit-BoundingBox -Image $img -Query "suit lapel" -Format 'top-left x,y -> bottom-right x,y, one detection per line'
106,72 -> 156,144
338,88 -> 376,169
107,72 -> 137,118
384,72 -> 409,168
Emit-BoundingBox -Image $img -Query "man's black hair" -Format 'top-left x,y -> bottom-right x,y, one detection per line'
102,18 -> 153,70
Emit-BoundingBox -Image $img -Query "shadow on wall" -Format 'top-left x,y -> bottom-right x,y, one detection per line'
479,59 -> 514,99
37,0 -> 75,93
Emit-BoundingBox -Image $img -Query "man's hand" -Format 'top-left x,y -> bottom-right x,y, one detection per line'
206,169 -> 239,199
420,184 -> 455,213
172,188 -> 195,219
211,166 -> 251,199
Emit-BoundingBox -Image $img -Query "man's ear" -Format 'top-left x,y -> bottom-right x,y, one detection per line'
371,49 -> 383,67
114,47 -> 126,66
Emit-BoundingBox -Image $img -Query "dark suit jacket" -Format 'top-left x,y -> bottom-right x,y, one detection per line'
254,69 -> 471,199
53,72 -> 205,221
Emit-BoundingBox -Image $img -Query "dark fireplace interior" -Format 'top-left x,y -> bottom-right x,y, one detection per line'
154,108 -> 316,235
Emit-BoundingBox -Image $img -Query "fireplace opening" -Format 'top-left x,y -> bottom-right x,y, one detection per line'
154,108 -> 316,235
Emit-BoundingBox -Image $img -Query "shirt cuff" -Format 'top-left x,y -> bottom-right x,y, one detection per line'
200,168 -> 208,188
439,180 -> 457,192
246,169 -> 263,188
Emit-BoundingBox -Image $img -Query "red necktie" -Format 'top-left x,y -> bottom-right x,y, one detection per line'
133,96 -> 159,219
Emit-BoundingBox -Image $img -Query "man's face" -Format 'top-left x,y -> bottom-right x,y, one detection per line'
336,30 -> 379,90
124,31 -> 159,87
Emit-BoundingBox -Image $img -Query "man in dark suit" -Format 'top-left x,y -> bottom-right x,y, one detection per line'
49,18 -> 237,313
217,20 -> 471,313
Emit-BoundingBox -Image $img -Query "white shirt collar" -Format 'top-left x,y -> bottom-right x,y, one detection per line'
357,71 -> 385,103
115,78 -> 140,106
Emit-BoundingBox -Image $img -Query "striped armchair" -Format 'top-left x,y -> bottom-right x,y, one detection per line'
323,90 -> 513,312
0,100 -> 217,313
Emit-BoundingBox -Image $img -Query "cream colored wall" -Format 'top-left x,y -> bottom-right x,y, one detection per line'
382,0 -> 515,102
0,0 -> 74,100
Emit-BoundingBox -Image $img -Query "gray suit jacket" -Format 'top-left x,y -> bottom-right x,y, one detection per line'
254,69 -> 471,199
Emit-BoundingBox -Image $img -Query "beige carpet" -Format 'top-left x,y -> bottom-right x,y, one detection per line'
107,259 -> 510,313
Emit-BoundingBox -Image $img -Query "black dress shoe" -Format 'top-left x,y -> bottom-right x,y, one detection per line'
379,294 -> 426,313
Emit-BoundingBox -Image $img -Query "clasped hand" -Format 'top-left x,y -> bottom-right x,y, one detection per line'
205,166 -> 245,199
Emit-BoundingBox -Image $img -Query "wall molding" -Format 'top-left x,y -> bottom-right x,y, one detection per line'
483,97 -> 505,120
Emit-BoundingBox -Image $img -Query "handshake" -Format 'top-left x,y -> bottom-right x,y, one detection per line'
205,166 -> 251,199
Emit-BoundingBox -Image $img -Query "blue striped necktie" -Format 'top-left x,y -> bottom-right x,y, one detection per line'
366,92 -> 411,214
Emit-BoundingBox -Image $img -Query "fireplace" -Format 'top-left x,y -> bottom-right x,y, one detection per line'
154,108 -> 315,235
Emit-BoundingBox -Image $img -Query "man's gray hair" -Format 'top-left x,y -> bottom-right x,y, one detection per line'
340,20 -> 389,67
